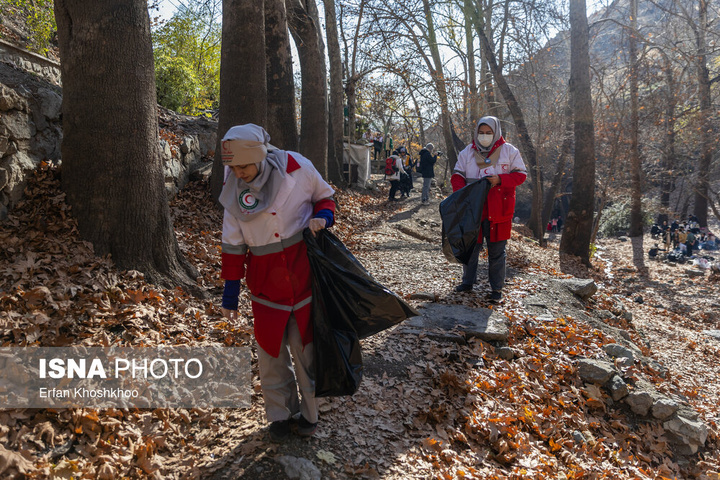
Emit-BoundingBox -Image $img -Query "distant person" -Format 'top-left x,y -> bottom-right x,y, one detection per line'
385,154 -> 405,202
418,143 -> 438,205
556,216 -> 563,231
383,134 -> 394,159
450,115 -> 527,303
373,132 -> 383,162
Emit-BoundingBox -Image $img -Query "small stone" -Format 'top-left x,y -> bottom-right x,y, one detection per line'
496,347 -> 514,361
408,292 -> 436,301
625,389 -> 654,416
607,375 -> 629,401
577,358 -> 616,385
572,430 -> 585,445
652,397 -> 679,420
634,296 -> 644,304
604,343 -> 636,362
663,415 -> 708,455
561,279 -> 598,300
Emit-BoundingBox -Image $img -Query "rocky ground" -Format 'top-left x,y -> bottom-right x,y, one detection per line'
0,169 -> 719,479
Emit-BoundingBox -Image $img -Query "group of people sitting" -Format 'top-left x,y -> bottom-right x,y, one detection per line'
649,215 -> 718,260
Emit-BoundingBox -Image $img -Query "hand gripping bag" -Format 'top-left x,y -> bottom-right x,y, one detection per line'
303,229 -> 419,396
439,179 -> 490,265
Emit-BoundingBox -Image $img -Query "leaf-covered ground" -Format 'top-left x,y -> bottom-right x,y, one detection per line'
0,166 -> 718,479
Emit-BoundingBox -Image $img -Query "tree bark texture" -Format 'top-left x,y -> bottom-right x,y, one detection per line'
323,0 -> 346,185
212,0 -> 268,200
658,58 -> 677,225
54,0 -> 198,290
266,0 -> 298,151
541,101 -> 572,229
560,0 -> 596,266
287,0 -> 329,178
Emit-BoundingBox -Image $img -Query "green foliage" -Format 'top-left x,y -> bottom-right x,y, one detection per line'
597,198 -> 656,238
0,0 -> 56,55
152,5 -> 220,116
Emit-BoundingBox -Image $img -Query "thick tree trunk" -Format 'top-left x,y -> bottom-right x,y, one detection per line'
54,0 -> 198,290
560,0 -> 596,266
323,0 -> 346,185
542,101 -> 573,229
266,0 -> 298,151
475,21 -> 544,245
287,0 -> 328,178
212,0 -> 267,201
692,0 -> 712,228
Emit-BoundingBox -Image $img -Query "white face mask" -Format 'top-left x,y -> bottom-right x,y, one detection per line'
478,134 -> 494,147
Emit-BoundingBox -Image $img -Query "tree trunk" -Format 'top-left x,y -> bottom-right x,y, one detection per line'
54,0 -> 198,290
212,0 -> 267,201
560,0 -> 596,266
475,20 -> 544,245
692,0 -> 712,228
464,0 -> 479,124
541,101 -> 573,229
266,0 -> 298,151
323,0 -> 346,185
627,0 -> 647,275
658,58 -> 677,225
287,0 -> 329,178
422,0 -> 458,168
346,77 -> 358,142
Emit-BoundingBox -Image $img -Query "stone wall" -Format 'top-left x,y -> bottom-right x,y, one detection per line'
0,38 -> 61,86
0,61 -> 62,220
0,59 -> 218,221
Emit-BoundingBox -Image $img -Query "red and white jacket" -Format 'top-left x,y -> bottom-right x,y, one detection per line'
451,142 -> 527,242
221,153 -> 335,358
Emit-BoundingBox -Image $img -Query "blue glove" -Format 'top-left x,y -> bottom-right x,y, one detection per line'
222,279 -> 240,311
313,208 -> 335,228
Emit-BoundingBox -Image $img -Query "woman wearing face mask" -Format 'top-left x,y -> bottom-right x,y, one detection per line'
450,116 -> 527,302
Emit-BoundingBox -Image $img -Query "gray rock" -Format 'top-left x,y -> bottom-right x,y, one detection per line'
403,303 -> 509,342
572,430 -> 586,445
663,415 -> 708,455
703,330 -> 720,341
0,110 -> 35,140
275,455 -> 322,480
0,167 -> 7,191
607,375 -> 629,401
37,88 -> 62,119
625,389 -> 654,416
0,203 -> 7,221
560,278 -> 598,300
0,84 -> 27,111
0,135 -> 7,157
652,397 -> 679,420
577,358 -> 616,384
496,347 -> 514,361
685,268 -> 705,278
604,343 -> 635,362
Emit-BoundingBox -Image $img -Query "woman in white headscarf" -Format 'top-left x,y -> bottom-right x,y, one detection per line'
450,116 -> 527,302
219,124 -> 336,442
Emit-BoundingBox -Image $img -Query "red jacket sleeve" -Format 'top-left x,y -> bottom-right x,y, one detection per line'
498,171 -> 527,189
221,252 -> 246,280
451,173 -> 466,192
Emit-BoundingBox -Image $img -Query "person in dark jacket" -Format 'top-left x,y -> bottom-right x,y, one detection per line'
418,143 -> 438,204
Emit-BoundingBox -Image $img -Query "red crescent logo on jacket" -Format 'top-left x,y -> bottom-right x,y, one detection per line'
239,189 -> 259,210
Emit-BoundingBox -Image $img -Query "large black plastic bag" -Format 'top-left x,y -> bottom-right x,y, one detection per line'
304,229 -> 419,397
439,179 -> 490,264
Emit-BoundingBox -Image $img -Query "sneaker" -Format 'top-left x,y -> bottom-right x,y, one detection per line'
295,416 -> 318,437
268,419 -> 291,442
489,290 -> 503,304
454,283 -> 473,293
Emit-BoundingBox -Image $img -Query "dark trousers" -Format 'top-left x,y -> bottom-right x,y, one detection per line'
461,220 -> 507,291
388,180 -> 400,200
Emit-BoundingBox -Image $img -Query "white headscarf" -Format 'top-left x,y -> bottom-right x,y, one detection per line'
472,116 -> 504,165
219,124 -> 289,221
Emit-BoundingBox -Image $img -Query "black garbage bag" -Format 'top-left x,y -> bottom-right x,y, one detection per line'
304,229 -> 419,397
439,179 -> 490,265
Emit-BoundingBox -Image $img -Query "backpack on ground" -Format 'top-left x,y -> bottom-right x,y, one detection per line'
385,157 -> 398,176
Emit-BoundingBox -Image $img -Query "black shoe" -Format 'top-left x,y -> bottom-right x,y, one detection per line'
295,415 -> 318,437
489,290 -> 503,304
454,283 -> 473,293
269,419 -> 291,442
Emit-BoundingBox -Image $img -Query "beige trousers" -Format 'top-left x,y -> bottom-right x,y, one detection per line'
256,314 -> 318,424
